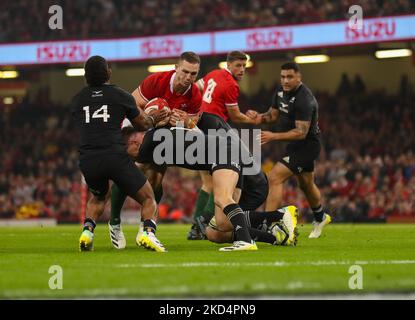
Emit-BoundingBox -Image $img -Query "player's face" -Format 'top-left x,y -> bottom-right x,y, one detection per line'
126,132 -> 144,157
175,60 -> 200,87
280,69 -> 301,92
228,60 -> 247,81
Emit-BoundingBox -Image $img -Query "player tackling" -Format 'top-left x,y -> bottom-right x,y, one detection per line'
72,56 -> 169,252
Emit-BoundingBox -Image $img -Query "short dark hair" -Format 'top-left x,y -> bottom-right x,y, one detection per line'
281,62 -> 300,72
179,51 -> 201,65
84,55 -> 110,86
227,51 -> 248,63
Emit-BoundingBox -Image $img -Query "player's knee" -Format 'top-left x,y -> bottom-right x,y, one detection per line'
213,194 -> 234,210
268,172 -> 285,186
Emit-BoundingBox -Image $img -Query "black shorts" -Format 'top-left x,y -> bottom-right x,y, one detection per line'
197,112 -> 232,133
197,112 -> 253,189
239,171 -> 268,211
280,138 -> 321,174
79,153 -> 147,199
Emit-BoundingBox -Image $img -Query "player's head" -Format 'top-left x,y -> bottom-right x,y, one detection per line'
226,51 -> 248,81
122,127 -> 145,157
175,52 -> 200,87
84,55 -> 112,86
280,62 -> 302,92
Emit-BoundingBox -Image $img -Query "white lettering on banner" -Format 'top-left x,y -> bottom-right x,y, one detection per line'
37,43 -> 91,63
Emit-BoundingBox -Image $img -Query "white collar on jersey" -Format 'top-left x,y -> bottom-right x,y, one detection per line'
170,72 -> 192,95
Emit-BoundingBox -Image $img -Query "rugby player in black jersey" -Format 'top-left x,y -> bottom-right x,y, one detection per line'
71,56 -> 169,252
248,62 -> 331,238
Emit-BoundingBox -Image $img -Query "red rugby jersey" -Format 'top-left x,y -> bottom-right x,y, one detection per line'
138,70 -> 201,114
200,68 -> 239,121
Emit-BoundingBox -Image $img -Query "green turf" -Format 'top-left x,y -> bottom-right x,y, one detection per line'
0,223 -> 414,298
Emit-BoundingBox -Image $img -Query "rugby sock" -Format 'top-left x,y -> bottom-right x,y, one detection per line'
223,203 -> 252,243
244,210 -> 285,228
143,219 -> 157,234
201,192 -> 215,218
154,186 -> 164,204
312,205 -> 324,222
232,228 -> 276,245
192,189 -> 210,219
83,218 -> 96,233
110,184 -> 127,225
249,228 -> 276,245
197,193 -> 215,222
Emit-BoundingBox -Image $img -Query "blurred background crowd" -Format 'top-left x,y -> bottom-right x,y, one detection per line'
1,74 -> 414,223
1,0 -> 414,42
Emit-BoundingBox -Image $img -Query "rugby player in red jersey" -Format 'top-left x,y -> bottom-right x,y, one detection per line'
188,51 -> 298,248
109,52 -> 202,250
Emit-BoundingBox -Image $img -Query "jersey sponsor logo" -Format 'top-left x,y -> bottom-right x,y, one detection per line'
290,97 -> 296,103
91,90 -> 103,98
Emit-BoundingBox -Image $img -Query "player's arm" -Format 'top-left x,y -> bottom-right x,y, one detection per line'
131,87 -> 148,109
130,109 -> 170,130
169,109 -> 199,128
259,120 -> 310,145
246,107 -> 279,124
227,105 -> 259,125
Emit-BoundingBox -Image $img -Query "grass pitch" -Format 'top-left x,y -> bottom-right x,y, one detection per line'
0,223 -> 414,298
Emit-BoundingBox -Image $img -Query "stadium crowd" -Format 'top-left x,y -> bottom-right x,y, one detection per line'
1,74 -> 414,222
1,0 -> 414,43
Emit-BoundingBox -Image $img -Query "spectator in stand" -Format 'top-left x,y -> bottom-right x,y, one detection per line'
1,0 -> 414,43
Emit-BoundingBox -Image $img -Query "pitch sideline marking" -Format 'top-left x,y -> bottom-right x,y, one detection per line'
115,260 -> 415,268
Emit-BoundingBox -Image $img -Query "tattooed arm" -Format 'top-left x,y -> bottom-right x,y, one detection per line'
259,120 -> 310,145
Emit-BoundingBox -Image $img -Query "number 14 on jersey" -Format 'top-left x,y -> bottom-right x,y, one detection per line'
83,105 -> 110,123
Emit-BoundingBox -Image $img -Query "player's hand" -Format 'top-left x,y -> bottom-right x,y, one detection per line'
246,110 -> 258,119
257,131 -> 276,145
149,109 -> 170,127
246,110 -> 262,125
169,109 -> 189,127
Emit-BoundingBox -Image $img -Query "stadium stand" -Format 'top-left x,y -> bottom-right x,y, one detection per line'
1,74 -> 414,222
1,0 -> 414,43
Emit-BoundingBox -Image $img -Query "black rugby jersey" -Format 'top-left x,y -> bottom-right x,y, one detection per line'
71,84 -> 139,156
271,83 -> 320,143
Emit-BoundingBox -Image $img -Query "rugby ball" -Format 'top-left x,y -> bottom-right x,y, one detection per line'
144,97 -> 170,114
